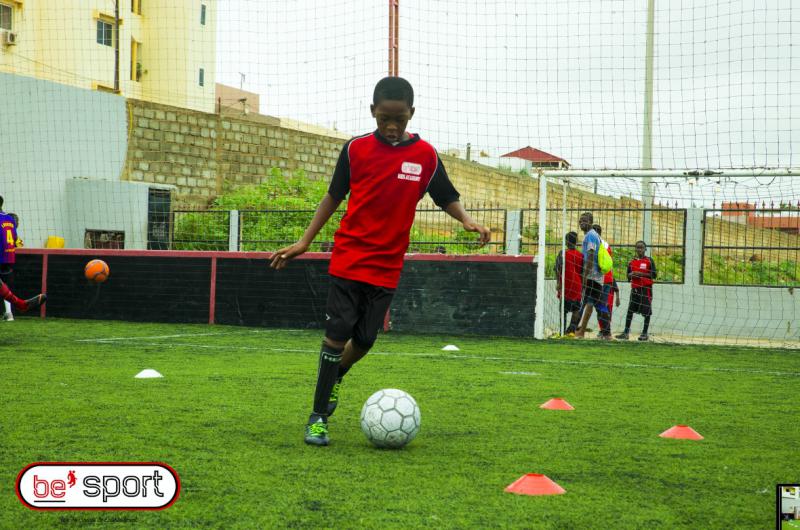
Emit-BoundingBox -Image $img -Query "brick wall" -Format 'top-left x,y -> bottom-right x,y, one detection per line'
123,99 -> 343,207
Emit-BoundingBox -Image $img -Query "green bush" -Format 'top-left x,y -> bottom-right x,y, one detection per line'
174,168 -> 495,254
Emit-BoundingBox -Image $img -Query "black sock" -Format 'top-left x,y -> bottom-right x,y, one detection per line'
598,310 -> 611,335
337,363 -> 351,380
624,311 -> 633,333
642,315 -> 651,335
312,342 -> 343,418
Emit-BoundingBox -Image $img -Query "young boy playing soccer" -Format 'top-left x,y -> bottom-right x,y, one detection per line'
270,77 -> 491,446
616,241 -> 657,341
554,231 -> 583,335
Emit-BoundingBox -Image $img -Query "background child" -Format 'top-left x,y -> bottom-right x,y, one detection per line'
0,198 -> 20,321
617,241 -> 657,341
592,224 -> 620,336
554,231 -> 583,335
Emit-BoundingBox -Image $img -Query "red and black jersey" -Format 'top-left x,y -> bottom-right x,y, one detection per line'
628,256 -> 657,289
602,242 -> 614,284
327,131 -> 460,288
555,248 -> 583,302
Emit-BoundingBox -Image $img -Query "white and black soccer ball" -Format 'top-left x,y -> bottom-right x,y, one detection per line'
360,389 -> 421,449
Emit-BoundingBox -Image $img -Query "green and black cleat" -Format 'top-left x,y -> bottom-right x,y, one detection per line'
638,334 -> 649,342
304,416 -> 329,446
615,332 -> 629,340
327,380 -> 342,416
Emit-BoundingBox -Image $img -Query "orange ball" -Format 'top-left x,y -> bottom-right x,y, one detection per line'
84,259 -> 110,283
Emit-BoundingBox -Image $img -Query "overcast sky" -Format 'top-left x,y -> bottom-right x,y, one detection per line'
216,0 -> 800,204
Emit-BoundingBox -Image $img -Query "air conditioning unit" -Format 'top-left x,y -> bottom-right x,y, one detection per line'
3,31 -> 18,46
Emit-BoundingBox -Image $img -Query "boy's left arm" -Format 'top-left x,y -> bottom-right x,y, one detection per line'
649,257 -> 658,280
444,201 -> 491,245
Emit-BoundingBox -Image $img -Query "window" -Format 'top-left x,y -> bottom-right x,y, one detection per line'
0,4 -> 12,31
200,4 -> 206,25
199,68 -> 204,86
84,230 -> 125,250
131,39 -> 141,81
131,0 -> 141,15
96,20 -> 113,46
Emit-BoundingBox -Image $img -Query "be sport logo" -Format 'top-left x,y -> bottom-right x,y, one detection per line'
16,463 -> 180,510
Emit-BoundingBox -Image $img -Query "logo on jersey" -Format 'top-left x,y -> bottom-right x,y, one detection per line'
397,162 -> 423,182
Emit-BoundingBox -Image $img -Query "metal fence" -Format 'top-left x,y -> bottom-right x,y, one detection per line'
409,207 -> 506,254
521,207 -> 687,283
238,210 -> 345,252
170,207 -> 507,254
702,207 -> 800,287
171,210 -> 231,251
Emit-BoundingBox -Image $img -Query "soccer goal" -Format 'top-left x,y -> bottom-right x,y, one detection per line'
531,170 -> 800,347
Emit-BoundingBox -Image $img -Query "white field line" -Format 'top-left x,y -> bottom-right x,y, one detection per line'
76,329 -> 309,343
74,338 -> 800,377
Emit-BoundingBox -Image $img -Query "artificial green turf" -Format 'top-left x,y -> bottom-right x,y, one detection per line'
1,318 -> 798,529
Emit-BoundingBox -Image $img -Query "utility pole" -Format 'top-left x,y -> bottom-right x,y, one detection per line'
641,0 -> 655,251
388,0 -> 399,76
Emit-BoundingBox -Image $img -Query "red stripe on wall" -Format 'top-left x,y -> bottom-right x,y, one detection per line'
18,248 -> 534,264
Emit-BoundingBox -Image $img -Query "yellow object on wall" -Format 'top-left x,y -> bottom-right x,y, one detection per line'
45,236 -> 64,248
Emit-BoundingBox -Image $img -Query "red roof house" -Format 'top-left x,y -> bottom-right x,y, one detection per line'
501,146 -> 570,169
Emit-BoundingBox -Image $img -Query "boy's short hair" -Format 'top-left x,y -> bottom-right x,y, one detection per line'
635,240 -> 647,247
0,196 -> 4,210
580,211 -> 593,223
373,77 -> 414,107
592,224 -> 602,235
565,231 -> 578,246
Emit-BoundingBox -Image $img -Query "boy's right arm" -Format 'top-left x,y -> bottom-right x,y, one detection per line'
269,193 -> 342,270
271,141 -> 351,270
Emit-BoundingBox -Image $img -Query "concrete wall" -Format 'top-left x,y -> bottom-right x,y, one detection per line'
0,72 -> 128,248
543,208 -> 800,343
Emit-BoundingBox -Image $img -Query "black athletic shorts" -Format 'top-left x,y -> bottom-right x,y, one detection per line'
581,280 -> 609,313
629,286 -> 652,316
0,264 -> 13,288
325,275 -> 395,349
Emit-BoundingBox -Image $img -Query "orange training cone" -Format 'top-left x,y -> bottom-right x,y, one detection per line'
659,425 -> 704,440
540,398 -> 574,411
505,474 -> 566,496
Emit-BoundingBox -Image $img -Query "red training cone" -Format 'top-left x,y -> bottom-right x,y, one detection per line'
505,474 -> 566,496
540,398 -> 574,410
659,425 -> 704,440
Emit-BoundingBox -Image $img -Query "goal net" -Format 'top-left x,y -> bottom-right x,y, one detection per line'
0,1 -> 797,345
535,172 -> 799,347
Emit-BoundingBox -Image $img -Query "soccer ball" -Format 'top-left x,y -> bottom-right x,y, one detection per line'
84,259 -> 110,283
360,389 -> 421,449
